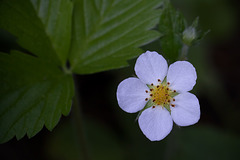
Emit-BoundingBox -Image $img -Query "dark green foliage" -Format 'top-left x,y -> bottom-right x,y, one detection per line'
159,1 -> 187,62
0,0 -> 163,143
70,0 -> 162,74
0,51 -> 74,143
0,0 -> 73,65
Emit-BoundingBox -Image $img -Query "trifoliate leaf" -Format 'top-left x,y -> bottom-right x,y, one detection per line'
70,0 -> 162,74
159,1 -> 187,62
0,0 -> 73,66
0,51 -> 74,143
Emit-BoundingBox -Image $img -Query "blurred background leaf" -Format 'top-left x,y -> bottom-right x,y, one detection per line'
45,117 -> 125,160
172,0 -> 237,42
69,0 -> 162,74
170,126 -> 240,160
159,0 -> 187,62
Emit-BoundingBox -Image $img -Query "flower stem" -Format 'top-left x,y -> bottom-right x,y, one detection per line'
62,63 -> 71,74
71,75 -> 90,160
163,125 -> 178,160
179,44 -> 189,60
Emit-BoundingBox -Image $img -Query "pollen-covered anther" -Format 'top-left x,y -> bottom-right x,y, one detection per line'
148,82 -> 175,107
167,82 -> 170,85
158,79 -> 161,82
145,98 -> 148,101
145,90 -> 148,93
171,104 -> 175,107
173,98 -> 175,101
173,90 -> 176,92
152,106 -> 155,108
151,83 -> 154,86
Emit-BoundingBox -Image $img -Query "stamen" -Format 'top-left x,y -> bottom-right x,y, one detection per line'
148,81 -> 175,111
145,90 -> 148,93
173,98 -> 175,101
173,90 -> 176,92
145,98 -> 148,101
158,79 -> 161,82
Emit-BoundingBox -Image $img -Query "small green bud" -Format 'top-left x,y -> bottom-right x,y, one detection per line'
182,26 -> 197,46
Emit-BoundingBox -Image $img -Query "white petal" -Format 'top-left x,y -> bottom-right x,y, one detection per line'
171,92 -> 200,126
134,51 -> 168,85
167,61 -> 197,92
138,107 -> 173,141
117,77 -> 149,113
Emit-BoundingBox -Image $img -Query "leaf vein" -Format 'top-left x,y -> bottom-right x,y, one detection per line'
84,13 -> 158,59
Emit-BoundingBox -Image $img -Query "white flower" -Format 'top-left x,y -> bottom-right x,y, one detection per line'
117,51 -> 200,141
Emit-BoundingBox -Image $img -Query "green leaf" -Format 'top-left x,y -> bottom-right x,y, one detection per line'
0,0 -> 73,65
159,1 -> 187,62
70,0 -> 162,74
0,51 -> 74,143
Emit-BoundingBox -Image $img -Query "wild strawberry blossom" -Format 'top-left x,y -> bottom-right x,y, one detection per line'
117,51 -> 200,141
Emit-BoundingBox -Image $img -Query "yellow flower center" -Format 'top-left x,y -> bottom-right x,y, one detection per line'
150,84 -> 171,106
145,80 -> 177,109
